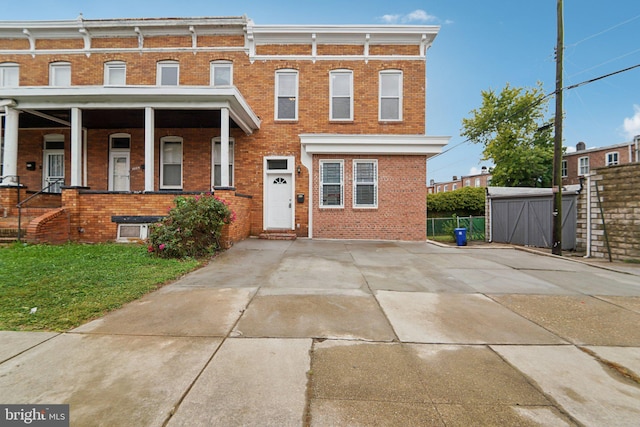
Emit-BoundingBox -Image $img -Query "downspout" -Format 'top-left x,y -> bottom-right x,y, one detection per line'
300,142 -> 313,238
635,135 -> 640,163
584,175 -> 591,258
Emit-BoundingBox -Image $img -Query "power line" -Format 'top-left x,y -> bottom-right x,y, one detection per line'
427,62 -> 640,162
566,13 -> 640,48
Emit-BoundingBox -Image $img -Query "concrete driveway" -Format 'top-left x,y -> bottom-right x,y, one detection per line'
1,239 -> 640,426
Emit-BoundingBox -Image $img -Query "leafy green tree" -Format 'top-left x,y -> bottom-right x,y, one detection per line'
461,83 -> 554,187
427,186 -> 485,217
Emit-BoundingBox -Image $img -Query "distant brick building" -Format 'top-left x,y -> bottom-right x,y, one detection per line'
428,166 -> 492,194
562,139 -> 640,186
0,16 -> 449,244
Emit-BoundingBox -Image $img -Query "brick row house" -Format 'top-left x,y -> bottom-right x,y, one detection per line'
0,16 -> 448,245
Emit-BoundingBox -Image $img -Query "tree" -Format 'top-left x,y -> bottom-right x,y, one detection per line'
427,186 -> 485,217
461,83 -> 554,187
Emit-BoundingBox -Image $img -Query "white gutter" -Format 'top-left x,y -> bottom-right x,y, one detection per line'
585,174 -> 592,258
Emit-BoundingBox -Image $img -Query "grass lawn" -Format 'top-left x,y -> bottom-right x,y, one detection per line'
0,243 -> 201,331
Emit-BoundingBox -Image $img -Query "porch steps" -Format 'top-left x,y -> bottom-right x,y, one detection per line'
258,231 -> 297,241
0,208 -> 58,243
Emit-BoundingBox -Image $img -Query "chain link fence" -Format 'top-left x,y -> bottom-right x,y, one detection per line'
426,216 -> 485,241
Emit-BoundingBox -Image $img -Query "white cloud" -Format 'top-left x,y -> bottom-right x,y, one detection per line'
623,104 -> 640,140
564,146 -> 576,153
469,166 -> 481,175
378,10 -> 439,24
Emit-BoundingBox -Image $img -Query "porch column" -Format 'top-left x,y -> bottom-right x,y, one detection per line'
70,107 -> 83,187
1,107 -> 20,186
220,107 -> 230,187
144,107 -> 155,192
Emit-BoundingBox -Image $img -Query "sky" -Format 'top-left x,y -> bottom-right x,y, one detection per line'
3,0 -> 639,184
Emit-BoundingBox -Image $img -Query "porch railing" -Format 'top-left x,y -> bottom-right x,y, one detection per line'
14,178 -> 63,242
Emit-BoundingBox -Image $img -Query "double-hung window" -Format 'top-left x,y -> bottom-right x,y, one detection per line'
606,152 -> 619,166
160,137 -> 183,189
157,61 -> 179,86
353,160 -> 378,208
578,157 -> 589,176
319,160 -> 344,208
211,61 -> 232,86
275,69 -> 298,120
379,70 -> 402,121
561,160 -> 568,177
330,70 -> 353,121
0,63 -> 19,87
212,138 -> 234,187
49,62 -> 71,86
104,61 -> 126,86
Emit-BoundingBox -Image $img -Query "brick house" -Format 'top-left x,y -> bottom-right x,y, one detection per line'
562,139 -> 640,186
0,16 -> 448,245
428,166 -> 492,194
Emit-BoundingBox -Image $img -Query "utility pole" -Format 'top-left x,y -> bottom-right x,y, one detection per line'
552,0 -> 564,256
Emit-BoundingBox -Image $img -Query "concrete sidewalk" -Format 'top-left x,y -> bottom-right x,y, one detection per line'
1,239 -> 640,426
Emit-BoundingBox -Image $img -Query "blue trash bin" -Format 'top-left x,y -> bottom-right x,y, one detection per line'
454,227 -> 467,246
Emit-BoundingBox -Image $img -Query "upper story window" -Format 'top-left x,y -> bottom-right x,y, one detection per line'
606,152 -> 619,166
275,69 -> 298,120
452,183 -> 458,191
104,61 -> 126,86
319,160 -> 344,208
0,63 -> 19,87
475,178 -> 481,187
211,61 -> 232,86
49,62 -> 71,87
330,70 -> 353,121
160,136 -> 183,189
443,185 -> 448,192
379,70 -> 403,121
578,156 -> 589,176
464,179 -> 471,187
157,61 -> 179,86
436,186 -> 441,193
561,160 -> 568,177
353,160 -> 378,208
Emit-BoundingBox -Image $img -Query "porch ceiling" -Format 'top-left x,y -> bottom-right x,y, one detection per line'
18,108 -> 239,130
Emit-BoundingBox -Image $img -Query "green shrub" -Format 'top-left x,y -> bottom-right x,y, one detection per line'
427,186 -> 486,217
148,193 -> 235,259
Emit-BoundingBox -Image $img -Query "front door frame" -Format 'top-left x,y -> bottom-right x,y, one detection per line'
263,156 -> 295,230
43,134 -> 65,193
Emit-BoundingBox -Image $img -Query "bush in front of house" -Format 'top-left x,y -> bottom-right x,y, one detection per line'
427,186 -> 486,217
148,193 -> 235,259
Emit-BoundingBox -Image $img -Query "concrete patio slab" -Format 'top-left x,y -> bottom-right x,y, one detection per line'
418,253 -> 512,270
283,239 -> 354,262
473,249 -> 585,271
523,270 -> 640,296
360,265 -> 476,293
73,287 -> 255,337
493,345 -> 640,427
598,295 -> 640,313
377,291 -> 566,344
0,333 -> 221,426
266,255 -> 367,290
167,338 -> 310,427
0,331 -> 58,363
435,404 -> 576,427
233,294 -> 396,341
447,268 -> 569,294
492,294 -> 640,346
585,346 -> 640,379
310,400 -> 444,426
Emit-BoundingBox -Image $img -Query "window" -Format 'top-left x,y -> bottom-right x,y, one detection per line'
211,61 -> 232,86
353,160 -> 378,208
578,157 -> 589,176
212,138 -> 234,187
0,63 -> 19,87
319,160 -> 344,208
561,160 -> 568,177
275,69 -> 298,120
49,62 -> 71,86
443,185 -> 448,192
330,70 -> 353,120
452,183 -> 458,191
606,152 -> 619,166
437,186 -> 441,193
104,61 -> 126,86
475,178 -> 481,187
160,137 -> 183,189
464,179 -> 471,187
157,61 -> 179,86
379,70 -> 402,121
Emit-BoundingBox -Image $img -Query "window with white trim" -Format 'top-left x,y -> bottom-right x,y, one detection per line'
452,183 -> 458,191
606,152 -> 619,166
444,185 -> 448,192
475,178 -> 481,187
578,156 -> 589,176
464,179 -> 471,187
160,137 -> 183,189
49,62 -> 71,87
353,160 -> 378,208
157,61 -> 179,86
330,70 -> 353,120
379,70 -> 402,121
561,160 -> 568,177
275,69 -> 298,120
211,61 -> 232,86
437,186 -> 441,193
0,63 -> 19,87
319,160 -> 344,208
104,61 -> 126,86
212,138 -> 234,187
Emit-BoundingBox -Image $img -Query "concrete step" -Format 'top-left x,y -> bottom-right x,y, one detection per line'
258,232 -> 297,241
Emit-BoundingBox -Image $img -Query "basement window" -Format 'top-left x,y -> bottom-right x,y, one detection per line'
116,224 -> 149,242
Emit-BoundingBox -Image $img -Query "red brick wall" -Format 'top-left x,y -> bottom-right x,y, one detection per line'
26,208 -> 70,244
313,155 -> 427,240
563,145 -> 634,185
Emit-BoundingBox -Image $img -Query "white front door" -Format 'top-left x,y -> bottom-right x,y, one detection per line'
43,150 -> 64,193
266,173 -> 293,229
109,152 -> 130,191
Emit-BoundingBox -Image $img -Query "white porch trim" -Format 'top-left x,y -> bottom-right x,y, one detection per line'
144,107 -> 155,192
1,106 -> 19,185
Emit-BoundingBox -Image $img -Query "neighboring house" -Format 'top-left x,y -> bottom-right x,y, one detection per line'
0,16 -> 449,244
428,167 -> 492,193
562,139 -> 640,186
